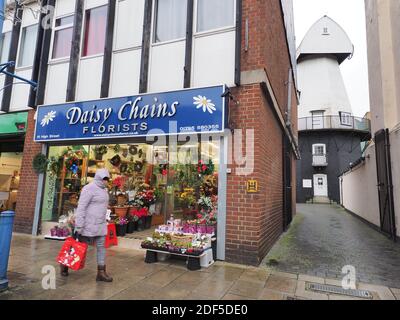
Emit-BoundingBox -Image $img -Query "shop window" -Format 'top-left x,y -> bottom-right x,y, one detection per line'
197,0 -> 235,33
0,152 -> 22,212
41,142 -> 219,237
52,15 -> 74,59
0,32 -> 11,63
154,0 -> 187,43
82,5 -> 108,57
18,24 -> 38,67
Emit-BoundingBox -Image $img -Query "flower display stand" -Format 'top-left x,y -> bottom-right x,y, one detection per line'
144,249 -> 210,271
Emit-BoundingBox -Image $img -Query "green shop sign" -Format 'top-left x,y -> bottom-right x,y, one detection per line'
0,112 -> 28,135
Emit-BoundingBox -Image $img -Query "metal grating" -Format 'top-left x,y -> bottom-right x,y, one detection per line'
306,283 -> 373,299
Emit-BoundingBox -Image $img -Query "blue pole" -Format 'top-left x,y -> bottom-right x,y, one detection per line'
0,211 -> 15,292
0,0 -> 4,35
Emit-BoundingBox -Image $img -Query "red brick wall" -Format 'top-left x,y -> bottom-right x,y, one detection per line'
242,0 -> 298,116
224,0 -> 298,265
14,110 -> 42,233
226,84 -> 284,265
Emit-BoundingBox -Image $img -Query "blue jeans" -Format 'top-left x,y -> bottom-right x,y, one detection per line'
79,236 -> 106,266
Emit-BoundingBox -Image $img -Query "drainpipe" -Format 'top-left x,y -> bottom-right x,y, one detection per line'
286,68 -> 293,128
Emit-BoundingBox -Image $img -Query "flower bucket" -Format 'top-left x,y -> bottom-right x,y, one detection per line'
137,217 -> 145,231
115,224 -> 127,237
114,207 -> 127,218
126,221 -> 135,234
144,216 -> 152,229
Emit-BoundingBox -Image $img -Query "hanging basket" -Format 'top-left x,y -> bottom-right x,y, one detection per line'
32,153 -> 48,174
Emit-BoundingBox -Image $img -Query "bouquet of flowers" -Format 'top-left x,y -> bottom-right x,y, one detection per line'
112,176 -> 126,190
114,216 -> 128,226
198,196 -> 215,213
196,160 -> 215,176
130,207 -> 149,219
179,192 -> 196,209
133,189 -> 156,208
65,155 -> 80,173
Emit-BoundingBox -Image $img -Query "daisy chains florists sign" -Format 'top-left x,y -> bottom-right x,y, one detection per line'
34,85 -> 227,142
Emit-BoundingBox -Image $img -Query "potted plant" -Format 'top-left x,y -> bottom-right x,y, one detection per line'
94,145 -> 108,160
126,215 -> 135,234
179,192 -> 196,216
115,217 -> 128,237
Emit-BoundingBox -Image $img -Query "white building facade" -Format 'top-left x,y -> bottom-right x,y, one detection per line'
340,0 -> 400,240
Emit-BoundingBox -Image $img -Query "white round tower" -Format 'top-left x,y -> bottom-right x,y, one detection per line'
297,16 -> 354,119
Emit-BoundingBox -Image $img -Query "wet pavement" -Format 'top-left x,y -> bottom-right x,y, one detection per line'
264,204 -> 400,288
1,213 -> 400,300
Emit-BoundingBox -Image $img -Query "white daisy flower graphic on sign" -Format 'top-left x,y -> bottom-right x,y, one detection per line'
193,95 -> 216,114
41,111 -> 56,127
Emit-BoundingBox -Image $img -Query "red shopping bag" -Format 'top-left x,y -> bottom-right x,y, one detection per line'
56,237 -> 88,271
105,223 -> 118,248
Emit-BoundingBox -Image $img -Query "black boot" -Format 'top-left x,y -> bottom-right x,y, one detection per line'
60,264 -> 69,277
96,265 -> 113,282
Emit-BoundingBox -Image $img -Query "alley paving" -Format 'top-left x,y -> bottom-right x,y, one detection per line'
265,204 -> 400,288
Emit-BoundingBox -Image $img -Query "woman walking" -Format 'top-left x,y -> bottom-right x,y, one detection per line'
60,168 -> 113,282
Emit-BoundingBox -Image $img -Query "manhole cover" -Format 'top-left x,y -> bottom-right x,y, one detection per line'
306,283 -> 373,299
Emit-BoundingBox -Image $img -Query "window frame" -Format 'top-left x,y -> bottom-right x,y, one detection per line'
339,111 -> 353,127
0,31 -> 12,64
152,0 -> 188,45
81,4 -> 109,59
49,14 -> 75,63
194,0 -> 236,36
16,23 -> 39,70
312,144 -> 326,156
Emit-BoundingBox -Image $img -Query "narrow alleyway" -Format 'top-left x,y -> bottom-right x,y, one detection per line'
264,204 -> 400,288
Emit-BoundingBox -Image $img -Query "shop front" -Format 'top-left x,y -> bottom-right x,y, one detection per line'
0,112 -> 27,212
34,86 -> 228,262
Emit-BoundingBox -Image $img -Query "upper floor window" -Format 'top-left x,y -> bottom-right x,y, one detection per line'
154,0 -> 187,43
18,24 -> 38,68
339,112 -> 352,127
52,15 -> 74,59
313,144 -> 326,156
82,5 -> 108,57
0,32 -> 11,63
197,0 -> 235,33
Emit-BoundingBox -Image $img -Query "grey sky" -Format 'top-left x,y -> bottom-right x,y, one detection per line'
293,0 -> 370,117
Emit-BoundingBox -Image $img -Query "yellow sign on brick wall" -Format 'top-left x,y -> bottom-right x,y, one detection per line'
247,180 -> 259,193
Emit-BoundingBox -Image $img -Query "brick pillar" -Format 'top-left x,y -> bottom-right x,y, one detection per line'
225,84 -> 284,266
14,109 -> 42,233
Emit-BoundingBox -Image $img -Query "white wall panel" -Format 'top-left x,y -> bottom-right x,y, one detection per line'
114,0 -> 144,50
9,69 -> 32,111
76,57 -> 104,101
55,0 -> 76,17
21,3 -> 40,27
86,0 -> 108,10
110,49 -> 141,97
148,41 -> 185,92
44,63 -> 70,105
192,31 -> 235,87
0,75 -> 5,106
2,17 -> 13,33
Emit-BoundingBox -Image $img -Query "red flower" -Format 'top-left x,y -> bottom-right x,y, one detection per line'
202,165 -> 207,172
196,214 -> 203,219
162,169 -> 168,176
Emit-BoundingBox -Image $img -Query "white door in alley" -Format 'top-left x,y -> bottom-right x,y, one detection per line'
313,174 -> 328,197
